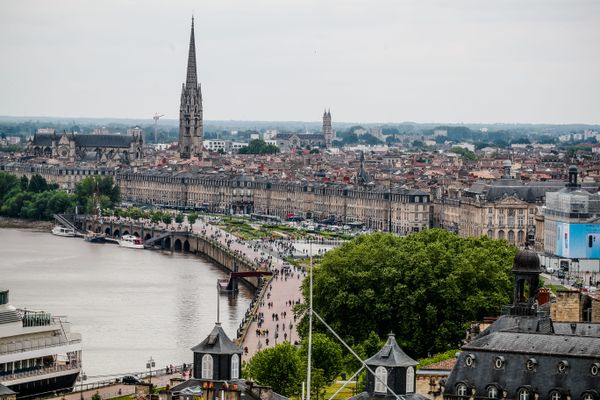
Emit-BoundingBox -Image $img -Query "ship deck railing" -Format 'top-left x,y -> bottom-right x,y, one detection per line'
0,362 -> 80,381
0,338 -> 82,357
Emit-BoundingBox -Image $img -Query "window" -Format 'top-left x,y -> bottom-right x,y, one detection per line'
591,362 -> 600,376
465,354 -> 476,367
526,358 -> 537,371
201,354 -> 213,379
487,385 -> 499,399
494,356 -> 505,369
456,383 -> 468,396
582,393 -> 595,400
231,354 -> 239,379
406,367 -> 414,392
550,391 -> 561,400
518,388 -> 530,400
374,367 -> 387,393
557,360 -> 569,373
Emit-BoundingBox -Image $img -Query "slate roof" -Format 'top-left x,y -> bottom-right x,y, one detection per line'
191,323 -> 242,355
463,331 -> 600,358
553,322 -> 600,337
0,383 -> 16,396
31,133 -> 56,146
73,134 -> 134,148
30,133 -> 135,148
476,314 -> 554,337
349,391 -> 429,400
465,178 -> 600,202
366,333 -> 417,368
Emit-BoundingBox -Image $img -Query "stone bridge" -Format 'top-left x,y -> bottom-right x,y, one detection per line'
76,216 -> 264,289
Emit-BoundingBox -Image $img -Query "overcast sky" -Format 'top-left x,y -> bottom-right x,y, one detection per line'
1,0 -> 599,124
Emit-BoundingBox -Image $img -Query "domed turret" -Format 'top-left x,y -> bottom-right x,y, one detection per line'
512,248 -> 541,273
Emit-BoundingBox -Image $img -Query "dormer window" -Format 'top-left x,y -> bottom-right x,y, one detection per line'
374,366 -> 387,393
518,388 -> 531,400
526,358 -> 537,371
201,354 -> 213,379
557,360 -> 569,374
456,383 -> 468,397
231,354 -> 239,379
486,385 -> 499,399
494,356 -> 505,369
590,362 -> 599,376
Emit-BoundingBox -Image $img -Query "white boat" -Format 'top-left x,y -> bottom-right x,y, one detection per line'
118,234 -> 145,249
51,226 -> 76,237
0,289 -> 82,397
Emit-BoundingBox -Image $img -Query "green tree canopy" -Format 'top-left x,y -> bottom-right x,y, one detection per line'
238,139 -> 280,154
298,333 -> 343,383
187,212 -> 199,225
175,213 -> 184,224
301,230 -> 516,358
244,342 -> 302,396
75,176 -> 120,213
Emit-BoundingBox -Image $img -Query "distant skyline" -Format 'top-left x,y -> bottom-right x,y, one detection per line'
1,0 -> 599,124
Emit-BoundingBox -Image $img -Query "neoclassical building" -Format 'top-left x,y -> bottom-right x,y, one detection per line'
435,161 -> 599,247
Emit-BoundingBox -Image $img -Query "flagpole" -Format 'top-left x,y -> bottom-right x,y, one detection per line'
307,240 -> 313,400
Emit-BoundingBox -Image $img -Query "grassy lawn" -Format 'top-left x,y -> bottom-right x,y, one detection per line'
546,283 -> 568,293
323,378 -> 359,400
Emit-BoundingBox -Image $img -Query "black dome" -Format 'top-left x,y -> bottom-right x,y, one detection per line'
512,248 -> 541,273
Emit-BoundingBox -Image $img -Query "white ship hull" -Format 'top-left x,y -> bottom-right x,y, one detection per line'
51,226 -> 76,237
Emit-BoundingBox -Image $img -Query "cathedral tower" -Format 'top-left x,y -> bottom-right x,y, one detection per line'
179,17 -> 203,159
323,109 -> 333,148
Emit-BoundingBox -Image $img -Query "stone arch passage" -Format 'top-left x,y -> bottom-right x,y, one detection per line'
96,226 -> 101,233
88,225 -> 93,231
183,240 -> 191,253
105,227 -> 112,236
133,232 -> 140,237
113,229 -> 120,238
163,236 -> 171,250
123,230 -> 130,237
144,233 -> 152,241
174,239 -> 182,252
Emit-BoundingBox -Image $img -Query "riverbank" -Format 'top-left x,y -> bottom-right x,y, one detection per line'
0,216 -> 53,230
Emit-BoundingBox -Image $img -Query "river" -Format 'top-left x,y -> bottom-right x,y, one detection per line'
0,228 -> 252,381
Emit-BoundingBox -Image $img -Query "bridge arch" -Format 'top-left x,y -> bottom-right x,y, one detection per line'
144,233 -> 152,241
88,225 -> 93,231
123,230 -> 130,237
133,231 -> 140,237
183,240 -> 191,253
174,239 -> 182,252
95,226 -> 101,233
113,229 -> 120,238
105,227 -> 112,236
163,236 -> 171,250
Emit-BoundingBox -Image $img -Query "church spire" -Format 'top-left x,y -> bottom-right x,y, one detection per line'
186,16 -> 197,87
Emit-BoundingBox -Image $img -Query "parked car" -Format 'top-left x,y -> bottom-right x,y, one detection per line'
122,375 -> 143,385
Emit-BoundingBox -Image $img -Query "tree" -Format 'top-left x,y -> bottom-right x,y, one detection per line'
175,213 -> 184,224
75,176 -> 120,213
162,214 -> 173,225
238,139 -> 280,154
244,342 -> 302,396
301,230 -> 517,358
298,333 -> 343,383
150,212 -> 163,224
28,174 -> 49,193
187,212 -> 198,226
19,176 -> 29,191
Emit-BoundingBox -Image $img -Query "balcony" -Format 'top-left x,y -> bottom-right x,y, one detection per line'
0,361 -> 80,382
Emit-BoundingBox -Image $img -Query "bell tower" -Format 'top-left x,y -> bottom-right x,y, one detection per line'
178,17 -> 204,159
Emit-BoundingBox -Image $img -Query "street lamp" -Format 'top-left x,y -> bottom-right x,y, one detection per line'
146,357 -> 155,385
77,371 -> 87,399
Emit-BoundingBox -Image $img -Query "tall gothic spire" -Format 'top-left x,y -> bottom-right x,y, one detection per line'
186,16 -> 197,87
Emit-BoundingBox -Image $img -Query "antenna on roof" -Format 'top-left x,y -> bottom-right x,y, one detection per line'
216,280 -> 220,324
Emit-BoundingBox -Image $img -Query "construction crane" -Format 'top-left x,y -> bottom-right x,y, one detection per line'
152,113 -> 164,143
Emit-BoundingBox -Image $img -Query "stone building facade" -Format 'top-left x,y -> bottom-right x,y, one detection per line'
117,170 -> 432,233
323,109 -> 333,148
27,130 -> 143,165
435,161 -> 599,247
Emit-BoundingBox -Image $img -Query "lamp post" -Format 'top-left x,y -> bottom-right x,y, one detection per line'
77,371 -> 87,400
146,357 -> 155,385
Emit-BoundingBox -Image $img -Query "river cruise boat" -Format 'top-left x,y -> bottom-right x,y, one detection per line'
118,234 -> 144,249
0,289 -> 82,398
51,226 -> 76,237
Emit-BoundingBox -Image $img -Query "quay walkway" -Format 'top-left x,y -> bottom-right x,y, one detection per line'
190,220 -> 306,357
